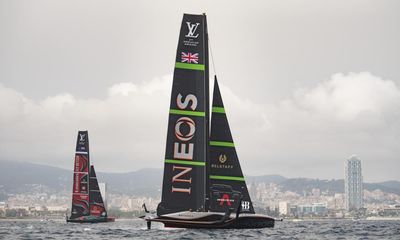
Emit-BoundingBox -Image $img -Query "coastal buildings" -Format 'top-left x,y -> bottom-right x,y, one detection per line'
344,155 -> 363,211
279,202 -> 290,215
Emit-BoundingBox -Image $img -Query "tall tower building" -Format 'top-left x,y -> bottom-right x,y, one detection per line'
344,155 -> 363,211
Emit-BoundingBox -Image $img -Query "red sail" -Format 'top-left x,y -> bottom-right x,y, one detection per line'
70,131 -> 90,219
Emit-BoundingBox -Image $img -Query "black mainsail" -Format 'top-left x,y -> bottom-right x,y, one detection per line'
208,77 -> 255,214
158,14 -> 209,215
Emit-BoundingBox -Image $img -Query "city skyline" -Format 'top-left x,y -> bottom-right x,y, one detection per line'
1,1 -> 400,182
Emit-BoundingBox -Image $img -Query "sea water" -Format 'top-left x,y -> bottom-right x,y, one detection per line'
0,219 -> 399,239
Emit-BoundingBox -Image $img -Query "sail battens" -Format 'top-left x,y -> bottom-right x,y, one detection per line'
209,141 -> 235,147
175,62 -> 205,71
210,175 -> 245,181
165,159 -> 205,166
212,107 -> 225,113
75,151 -> 88,154
169,109 -> 205,117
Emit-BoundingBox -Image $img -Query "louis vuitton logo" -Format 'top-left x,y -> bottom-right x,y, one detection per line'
185,22 -> 200,38
79,134 -> 86,142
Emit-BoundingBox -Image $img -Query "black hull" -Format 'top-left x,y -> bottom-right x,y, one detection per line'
66,217 -> 115,223
149,213 -> 274,229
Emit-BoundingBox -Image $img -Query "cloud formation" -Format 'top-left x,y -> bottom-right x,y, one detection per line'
0,72 -> 399,181
296,72 -> 400,121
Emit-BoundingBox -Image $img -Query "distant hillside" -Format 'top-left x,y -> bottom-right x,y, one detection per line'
278,178 -> 344,194
246,174 -> 287,184
97,168 -> 162,197
0,160 -> 399,197
275,178 -> 400,195
0,160 -> 70,193
0,161 -> 162,197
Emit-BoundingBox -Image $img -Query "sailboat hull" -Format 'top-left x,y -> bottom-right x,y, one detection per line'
148,211 -> 274,229
66,216 -> 115,223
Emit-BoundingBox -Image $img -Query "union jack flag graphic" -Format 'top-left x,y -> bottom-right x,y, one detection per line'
181,52 -> 199,64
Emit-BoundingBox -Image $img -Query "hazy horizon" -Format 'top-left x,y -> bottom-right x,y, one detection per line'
1,159 -> 398,184
1,0 -> 399,182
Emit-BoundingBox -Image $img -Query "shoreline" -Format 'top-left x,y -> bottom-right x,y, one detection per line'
1,217 -> 399,221
284,217 -> 400,221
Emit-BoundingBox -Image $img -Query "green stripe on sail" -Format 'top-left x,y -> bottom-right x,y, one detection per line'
175,62 -> 205,71
209,141 -> 235,147
210,175 -> 245,181
212,107 -> 225,113
169,109 -> 205,117
165,159 -> 205,166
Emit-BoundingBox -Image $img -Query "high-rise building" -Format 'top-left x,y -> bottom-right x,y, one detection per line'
344,155 -> 363,211
279,202 -> 290,215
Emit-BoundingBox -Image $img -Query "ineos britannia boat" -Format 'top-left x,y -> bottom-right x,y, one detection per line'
143,13 -> 275,229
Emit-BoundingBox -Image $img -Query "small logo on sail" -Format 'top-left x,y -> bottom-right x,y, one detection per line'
183,22 -> 200,47
181,52 -> 199,64
79,134 -> 86,142
185,22 -> 200,38
219,154 -> 227,164
212,154 -> 233,169
241,201 -> 251,211
218,194 -> 233,206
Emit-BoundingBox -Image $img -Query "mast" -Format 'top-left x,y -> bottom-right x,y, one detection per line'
203,13 -> 211,211
208,77 -> 255,213
70,130 -> 90,219
158,13 -> 208,215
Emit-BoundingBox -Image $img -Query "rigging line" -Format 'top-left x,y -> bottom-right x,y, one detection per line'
208,33 -> 217,76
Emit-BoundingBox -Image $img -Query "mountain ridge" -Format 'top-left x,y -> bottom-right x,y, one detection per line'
1,160 -> 399,197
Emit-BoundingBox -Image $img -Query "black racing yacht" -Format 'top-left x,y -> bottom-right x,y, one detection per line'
143,13 -> 275,229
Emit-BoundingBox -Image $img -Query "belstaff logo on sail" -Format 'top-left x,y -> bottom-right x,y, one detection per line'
212,154 -> 233,169
219,154 -> 227,164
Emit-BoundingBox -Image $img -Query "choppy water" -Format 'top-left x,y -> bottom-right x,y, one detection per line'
0,219 -> 399,239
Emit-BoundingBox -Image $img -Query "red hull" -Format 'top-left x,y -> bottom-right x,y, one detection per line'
67,216 -> 115,223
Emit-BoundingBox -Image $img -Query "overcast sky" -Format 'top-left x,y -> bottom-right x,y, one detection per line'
1,0 -> 399,182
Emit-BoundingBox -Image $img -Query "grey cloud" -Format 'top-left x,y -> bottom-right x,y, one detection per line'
0,72 -> 399,182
